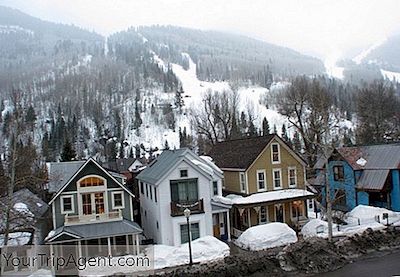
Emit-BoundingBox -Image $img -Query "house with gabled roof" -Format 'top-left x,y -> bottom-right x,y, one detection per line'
136,148 -> 231,246
208,134 -> 315,237
314,144 -> 400,212
45,158 -> 142,257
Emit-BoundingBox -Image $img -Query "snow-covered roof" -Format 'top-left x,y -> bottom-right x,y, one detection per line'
220,189 -> 314,206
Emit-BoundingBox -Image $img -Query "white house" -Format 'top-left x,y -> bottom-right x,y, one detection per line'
136,148 -> 231,246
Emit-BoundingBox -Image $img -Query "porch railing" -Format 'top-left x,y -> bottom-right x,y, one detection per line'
64,210 -> 123,226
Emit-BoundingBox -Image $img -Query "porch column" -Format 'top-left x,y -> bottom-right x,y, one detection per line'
77,241 -> 82,258
226,211 -> 231,242
113,237 -> 117,251
49,244 -> 55,275
126,235 -> 130,254
247,208 -> 251,227
135,234 -> 140,255
107,237 -> 112,257
132,234 -> 136,254
98,238 -> 101,252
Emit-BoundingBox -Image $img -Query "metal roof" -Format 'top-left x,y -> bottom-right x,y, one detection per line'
356,169 -> 390,191
46,219 -> 142,243
47,161 -> 85,193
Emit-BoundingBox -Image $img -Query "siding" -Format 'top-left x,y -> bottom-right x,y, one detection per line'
247,139 -> 305,193
223,171 -> 241,193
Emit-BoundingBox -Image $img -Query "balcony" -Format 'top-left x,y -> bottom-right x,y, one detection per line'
170,199 -> 204,217
64,210 -> 123,226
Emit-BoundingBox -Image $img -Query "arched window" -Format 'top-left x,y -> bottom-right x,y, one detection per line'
80,176 -> 105,187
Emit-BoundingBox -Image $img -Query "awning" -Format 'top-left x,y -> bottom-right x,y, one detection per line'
357,169 -> 390,191
46,219 -> 142,244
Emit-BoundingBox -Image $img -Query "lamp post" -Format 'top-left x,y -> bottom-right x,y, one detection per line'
183,208 -> 193,266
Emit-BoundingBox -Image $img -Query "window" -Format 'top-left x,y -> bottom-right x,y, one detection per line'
146,183 -> 149,198
150,185 -> 153,200
82,193 -> 92,215
291,200 -> 304,219
273,169 -> 282,189
288,167 -> 297,187
154,187 -> 158,203
239,172 -> 246,193
257,170 -> 266,191
61,195 -> 74,214
271,143 -> 280,163
213,181 -> 218,196
170,179 -> 198,202
180,169 -> 188,178
333,166 -> 344,181
180,223 -> 200,244
94,192 -> 105,214
140,182 -> 144,194
259,206 -> 268,224
79,176 -> 104,187
112,191 -> 124,209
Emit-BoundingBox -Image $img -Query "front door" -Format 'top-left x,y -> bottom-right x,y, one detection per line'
81,192 -> 105,215
213,214 -> 220,237
275,204 -> 284,222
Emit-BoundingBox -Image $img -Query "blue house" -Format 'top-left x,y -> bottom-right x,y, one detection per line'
314,144 -> 400,212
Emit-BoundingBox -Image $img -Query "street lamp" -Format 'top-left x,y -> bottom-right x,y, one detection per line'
183,208 -> 193,266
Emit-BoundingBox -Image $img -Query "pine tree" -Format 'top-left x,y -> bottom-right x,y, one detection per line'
292,131 -> 302,152
273,124 -> 277,134
25,105 -> 37,130
164,140 -> 170,150
262,117 -> 270,136
175,85 -> 185,113
281,124 -> 289,142
61,138 -> 76,161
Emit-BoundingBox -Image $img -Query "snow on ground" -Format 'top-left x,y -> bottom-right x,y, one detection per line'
353,38 -> 387,65
381,69 -> 400,82
0,232 -> 32,247
301,205 -> 400,239
324,53 -> 344,79
28,269 -> 53,277
81,236 -> 229,276
347,205 -> 400,225
235,222 -> 297,251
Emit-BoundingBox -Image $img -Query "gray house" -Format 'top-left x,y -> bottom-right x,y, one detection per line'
45,158 -> 142,257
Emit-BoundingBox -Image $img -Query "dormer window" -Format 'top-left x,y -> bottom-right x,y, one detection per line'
180,169 -> 188,178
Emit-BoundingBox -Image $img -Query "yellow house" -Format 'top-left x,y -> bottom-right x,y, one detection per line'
208,134 -> 315,237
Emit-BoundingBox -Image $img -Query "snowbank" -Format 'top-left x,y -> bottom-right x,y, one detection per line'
235,223 -> 297,251
81,236 -> 229,276
152,235 -> 230,269
347,205 -> 400,225
301,219 -> 329,239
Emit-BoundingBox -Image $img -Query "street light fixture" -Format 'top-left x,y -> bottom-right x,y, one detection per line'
183,208 -> 193,266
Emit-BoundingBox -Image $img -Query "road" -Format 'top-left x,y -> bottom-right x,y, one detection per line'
316,250 -> 400,277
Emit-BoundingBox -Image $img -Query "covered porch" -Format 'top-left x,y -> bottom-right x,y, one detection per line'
45,219 -> 143,259
229,189 -> 315,237
211,201 -> 232,242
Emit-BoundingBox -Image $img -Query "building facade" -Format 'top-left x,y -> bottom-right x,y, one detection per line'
136,148 -> 231,246
208,134 -> 314,237
314,145 -> 400,212
45,158 -> 142,257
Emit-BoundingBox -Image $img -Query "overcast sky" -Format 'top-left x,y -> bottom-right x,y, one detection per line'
1,0 -> 400,60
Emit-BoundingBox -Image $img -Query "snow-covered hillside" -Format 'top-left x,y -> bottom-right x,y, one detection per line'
123,50 -> 289,152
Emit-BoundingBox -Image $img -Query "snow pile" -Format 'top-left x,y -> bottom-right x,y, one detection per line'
153,236 -> 229,269
0,232 -> 31,247
347,205 -> 400,225
13,202 -> 34,217
28,269 -> 53,277
301,219 -> 329,239
235,223 -> 297,251
81,236 -> 229,276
